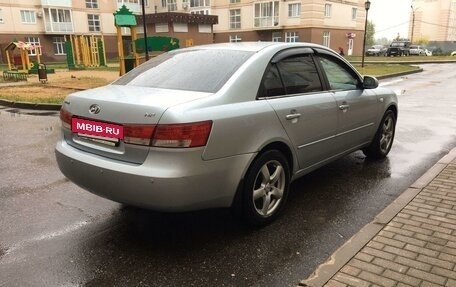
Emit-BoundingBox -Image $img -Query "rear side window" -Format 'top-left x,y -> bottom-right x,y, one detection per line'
259,54 -> 323,98
113,49 -> 254,93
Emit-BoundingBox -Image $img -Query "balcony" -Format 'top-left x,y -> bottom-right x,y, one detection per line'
43,8 -> 74,33
45,21 -> 73,33
253,1 -> 279,29
254,16 -> 279,29
41,0 -> 72,7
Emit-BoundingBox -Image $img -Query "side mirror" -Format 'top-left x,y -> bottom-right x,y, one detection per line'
363,76 -> 379,89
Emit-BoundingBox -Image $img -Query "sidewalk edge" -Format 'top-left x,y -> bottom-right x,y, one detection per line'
299,147 -> 456,287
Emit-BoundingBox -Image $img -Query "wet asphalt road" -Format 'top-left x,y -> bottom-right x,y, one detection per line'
1,64 -> 455,287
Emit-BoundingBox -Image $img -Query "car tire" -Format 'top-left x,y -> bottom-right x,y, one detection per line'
363,110 -> 396,159
238,150 -> 290,226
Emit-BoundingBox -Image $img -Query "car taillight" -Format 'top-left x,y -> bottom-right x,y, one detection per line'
60,106 -> 72,129
124,124 -> 156,146
152,121 -> 213,148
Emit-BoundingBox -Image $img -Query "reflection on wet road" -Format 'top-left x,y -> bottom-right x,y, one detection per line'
0,64 -> 455,286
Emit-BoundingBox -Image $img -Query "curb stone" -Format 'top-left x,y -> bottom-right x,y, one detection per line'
0,99 -> 61,111
299,146 -> 456,287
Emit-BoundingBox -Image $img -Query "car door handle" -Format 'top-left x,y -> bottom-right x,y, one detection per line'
339,104 -> 350,111
286,113 -> 301,120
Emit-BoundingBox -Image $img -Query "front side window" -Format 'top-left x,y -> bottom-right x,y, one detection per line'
324,3 -> 331,17
259,54 -> 323,98
317,55 -> 360,91
288,3 -> 300,17
230,9 -> 241,29
21,10 -> 36,24
113,49 -> 253,93
86,0 -> 99,8
88,14 -> 100,32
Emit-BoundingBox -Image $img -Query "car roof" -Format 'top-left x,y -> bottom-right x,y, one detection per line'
180,41 -> 331,53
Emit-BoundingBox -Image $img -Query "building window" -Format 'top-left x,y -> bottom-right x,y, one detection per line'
229,35 -> 242,42
272,32 -> 281,42
230,9 -> 241,29
352,8 -> 357,20
191,9 -> 210,14
323,31 -> 330,47
161,0 -> 166,7
254,1 -> 279,28
25,37 -> 40,56
288,3 -> 300,18
20,10 -> 36,24
53,36 -> 66,55
230,0 -> 240,3
167,0 -> 177,11
86,0 -> 98,8
324,3 -> 331,17
190,0 -> 210,7
156,23 -> 169,32
285,32 -> 298,42
174,23 -> 188,32
88,14 -> 100,32
198,24 -> 211,33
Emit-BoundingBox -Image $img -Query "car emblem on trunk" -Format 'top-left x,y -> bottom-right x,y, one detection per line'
89,104 -> 101,114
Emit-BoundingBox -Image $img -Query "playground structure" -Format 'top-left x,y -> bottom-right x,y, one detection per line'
66,35 -> 107,69
4,41 -> 41,72
114,5 -> 139,76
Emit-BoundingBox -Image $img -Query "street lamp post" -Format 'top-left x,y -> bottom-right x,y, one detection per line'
410,5 -> 419,43
361,0 -> 371,68
141,0 -> 150,61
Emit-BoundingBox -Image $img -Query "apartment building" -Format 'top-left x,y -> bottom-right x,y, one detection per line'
0,0 -> 367,64
409,0 -> 456,48
211,0 -> 367,55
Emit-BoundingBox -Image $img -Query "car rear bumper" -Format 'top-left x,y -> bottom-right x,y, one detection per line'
55,139 -> 254,211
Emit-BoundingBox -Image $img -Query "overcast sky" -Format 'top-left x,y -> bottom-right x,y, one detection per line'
368,0 -> 413,40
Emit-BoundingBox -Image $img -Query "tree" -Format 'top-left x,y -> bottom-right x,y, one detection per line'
366,21 -> 376,47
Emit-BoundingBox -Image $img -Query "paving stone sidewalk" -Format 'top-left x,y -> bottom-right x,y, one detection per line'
301,148 -> 456,287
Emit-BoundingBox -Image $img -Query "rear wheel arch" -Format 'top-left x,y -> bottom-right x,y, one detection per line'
231,141 -> 294,224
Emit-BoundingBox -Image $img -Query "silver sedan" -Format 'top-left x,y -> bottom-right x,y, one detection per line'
55,42 -> 397,225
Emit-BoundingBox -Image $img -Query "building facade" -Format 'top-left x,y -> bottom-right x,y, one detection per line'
0,0 -> 368,64
409,0 -> 456,49
211,0 -> 367,55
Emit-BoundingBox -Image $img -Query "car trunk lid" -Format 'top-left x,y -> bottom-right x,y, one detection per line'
61,85 -> 210,164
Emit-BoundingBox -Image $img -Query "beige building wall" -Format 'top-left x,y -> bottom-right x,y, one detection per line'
409,0 -> 456,42
211,0 -> 366,55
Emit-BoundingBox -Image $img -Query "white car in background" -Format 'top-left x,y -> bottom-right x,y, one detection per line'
409,45 -> 425,56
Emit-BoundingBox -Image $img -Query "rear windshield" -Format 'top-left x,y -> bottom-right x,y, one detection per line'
113,49 -> 254,93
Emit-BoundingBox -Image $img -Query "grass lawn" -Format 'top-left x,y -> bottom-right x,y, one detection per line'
0,75 -> 113,104
354,64 -> 421,77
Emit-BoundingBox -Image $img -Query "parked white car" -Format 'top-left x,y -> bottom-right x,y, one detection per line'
409,45 -> 425,56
